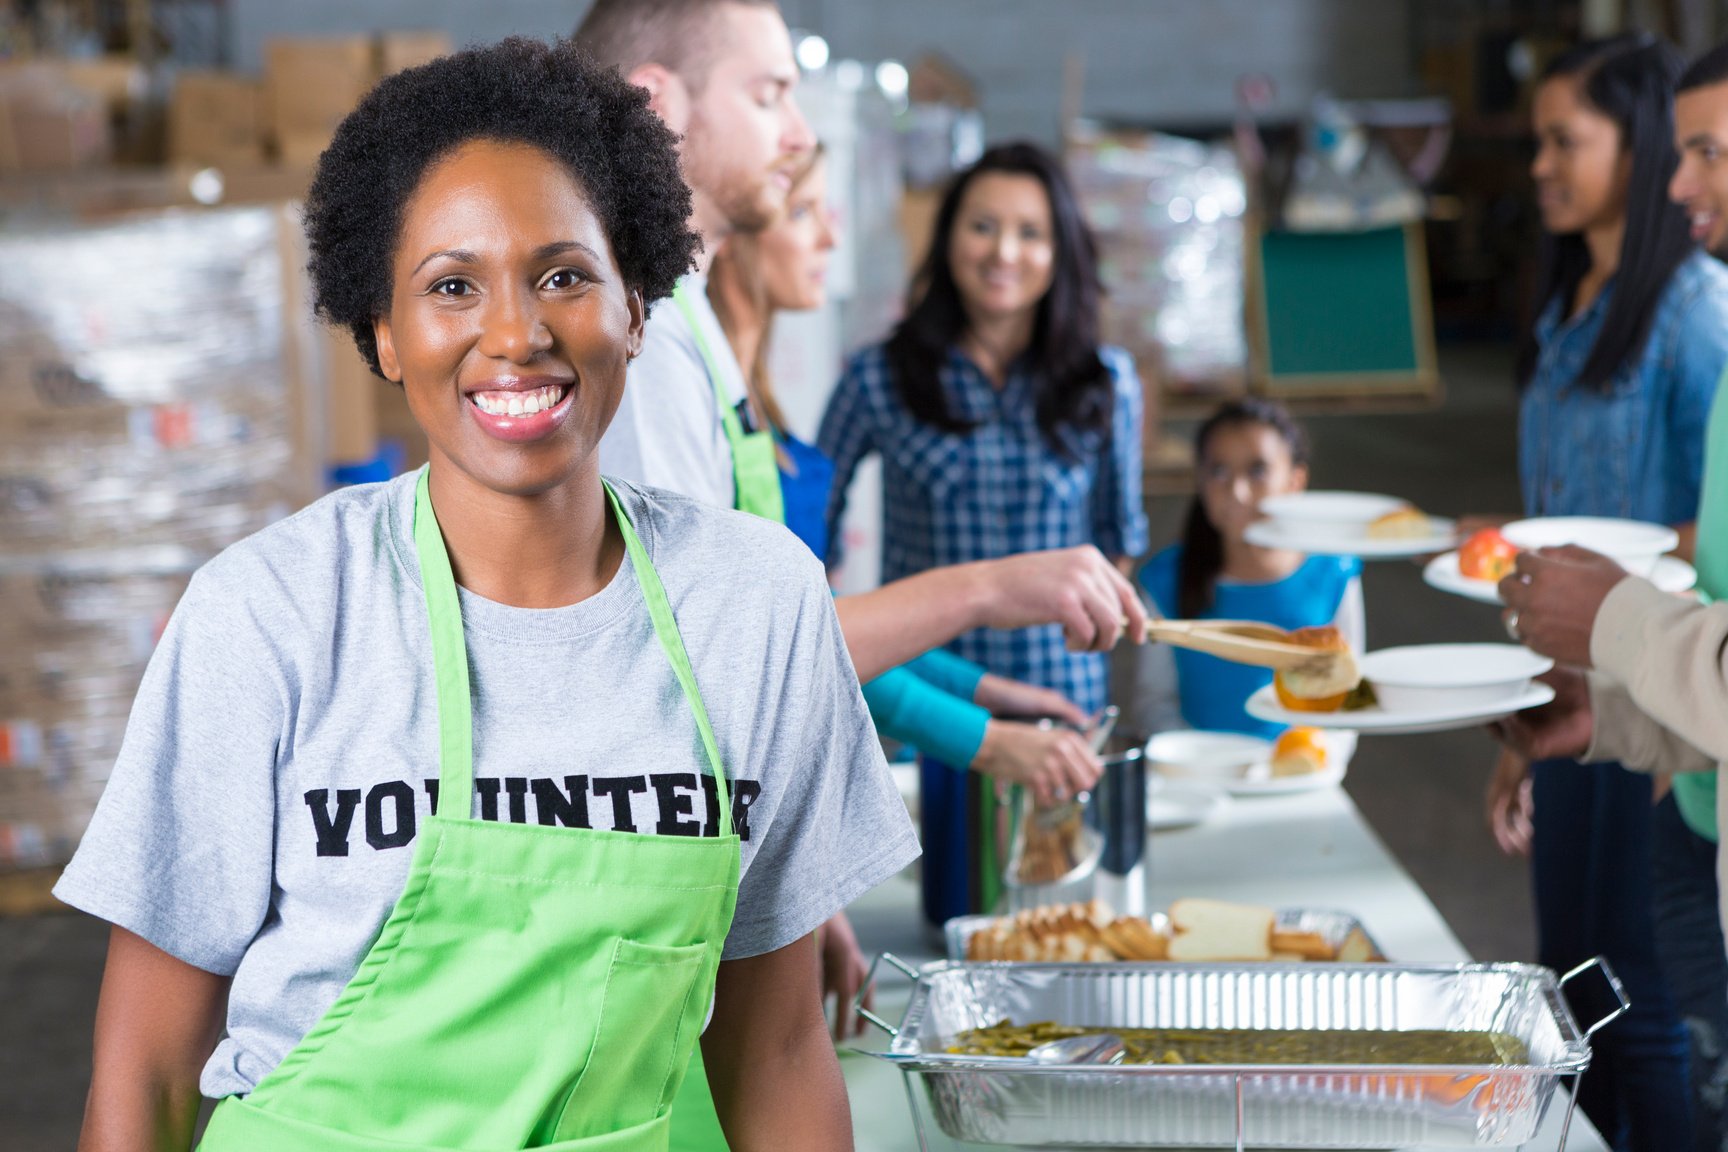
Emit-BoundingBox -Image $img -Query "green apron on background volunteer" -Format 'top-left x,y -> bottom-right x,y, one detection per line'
198,469 -> 740,1152
672,282 -> 785,523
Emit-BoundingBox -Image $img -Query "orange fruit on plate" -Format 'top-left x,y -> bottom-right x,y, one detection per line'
1459,529 -> 1520,582
1271,727 -> 1329,775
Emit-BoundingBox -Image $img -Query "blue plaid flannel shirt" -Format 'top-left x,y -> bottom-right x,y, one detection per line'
818,343 -> 1148,715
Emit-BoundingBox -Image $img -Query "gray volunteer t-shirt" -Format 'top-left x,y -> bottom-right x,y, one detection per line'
56,473 -> 919,1100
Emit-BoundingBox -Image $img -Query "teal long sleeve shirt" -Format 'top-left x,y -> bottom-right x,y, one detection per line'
860,649 -> 990,768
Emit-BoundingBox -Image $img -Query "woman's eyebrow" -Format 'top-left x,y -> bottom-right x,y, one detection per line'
410,242 -> 597,276
532,240 -> 601,262
413,248 -> 478,274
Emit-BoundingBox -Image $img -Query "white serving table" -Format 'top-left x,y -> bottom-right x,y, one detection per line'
841,783 -> 1608,1152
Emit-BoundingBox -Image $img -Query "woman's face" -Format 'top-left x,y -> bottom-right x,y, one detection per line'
1531,75 -> 1630,236
373,139 -> 645,499
757,160 -> 837,312
1198,422 -> 1307,544
947,172 -> 1057,326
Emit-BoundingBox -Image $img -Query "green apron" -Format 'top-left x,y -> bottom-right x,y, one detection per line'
671,281 -> 785,525
198,468 -> 741,1151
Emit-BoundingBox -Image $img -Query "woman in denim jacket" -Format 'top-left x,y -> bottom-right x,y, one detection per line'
1487,34 -> 1728,1152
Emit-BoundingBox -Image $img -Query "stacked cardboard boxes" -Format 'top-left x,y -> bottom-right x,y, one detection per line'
0,206 -> 318,870
168,31 -> 452,170
1067,123 -> 1250,407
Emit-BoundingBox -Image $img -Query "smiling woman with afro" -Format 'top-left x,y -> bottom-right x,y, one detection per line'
54,32 -> 914,1152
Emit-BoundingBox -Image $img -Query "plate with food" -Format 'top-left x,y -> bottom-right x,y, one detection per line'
1426,527 -> 1697,605
1145,727 -> 1348,796
1246,642 -> 1555,734
1246,491 -> 1458,558
1502,515 -> 1680,578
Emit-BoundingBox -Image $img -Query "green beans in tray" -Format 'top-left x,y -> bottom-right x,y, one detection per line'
948,1020 -> 1531,1066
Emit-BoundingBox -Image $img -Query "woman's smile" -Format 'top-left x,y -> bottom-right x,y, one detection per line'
464,376 -> 577,443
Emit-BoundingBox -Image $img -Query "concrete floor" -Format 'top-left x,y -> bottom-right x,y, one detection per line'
0,342 -> 1539,1149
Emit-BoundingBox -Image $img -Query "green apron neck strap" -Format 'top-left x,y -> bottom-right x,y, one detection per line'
601,480 -> 731,817
671,281 -> 747,446
670,281 -> 788,525
413,468 -> 476,816
412,468 -> 732,823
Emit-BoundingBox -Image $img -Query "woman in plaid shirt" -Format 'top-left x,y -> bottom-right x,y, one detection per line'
819,141 -> 1148,721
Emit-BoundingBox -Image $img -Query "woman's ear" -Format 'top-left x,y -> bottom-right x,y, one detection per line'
626,289 -> 647,361
373,318 -> 403,384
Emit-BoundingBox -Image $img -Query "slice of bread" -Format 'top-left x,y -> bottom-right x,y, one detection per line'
1166,898 -> 1275,961
1269,928 -> 1336,960
1366,506 -> 1433,539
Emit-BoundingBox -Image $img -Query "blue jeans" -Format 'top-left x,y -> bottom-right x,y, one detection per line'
1532,759 -> 1694,1152
1652,792 -> 1728,1152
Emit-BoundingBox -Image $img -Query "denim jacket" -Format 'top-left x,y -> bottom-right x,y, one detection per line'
1521,250 -> 1728,522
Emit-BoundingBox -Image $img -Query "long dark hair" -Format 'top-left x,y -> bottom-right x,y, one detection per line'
1517,33 -> 1693,391
886,141 -> 1111,454
1176,399 -> 1310,620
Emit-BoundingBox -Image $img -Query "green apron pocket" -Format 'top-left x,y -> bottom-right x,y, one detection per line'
547,938 -> 709,1143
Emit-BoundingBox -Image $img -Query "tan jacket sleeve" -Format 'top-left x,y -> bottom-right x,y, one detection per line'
1589,575 -> 1728,766
1583,672 -> 1716,775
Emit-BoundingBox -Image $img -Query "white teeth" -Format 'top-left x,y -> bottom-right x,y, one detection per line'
472,384 -> 566,418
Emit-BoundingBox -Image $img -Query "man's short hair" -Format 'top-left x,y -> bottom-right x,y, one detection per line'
1680,43 -> 1728,93
575,0 -> 778,91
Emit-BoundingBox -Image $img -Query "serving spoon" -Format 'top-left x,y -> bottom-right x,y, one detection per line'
1025,1032 -> 1128,1065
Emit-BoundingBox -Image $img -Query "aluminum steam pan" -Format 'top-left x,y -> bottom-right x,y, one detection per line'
860,956 -> 1624,1149
946,907 -> 1388,964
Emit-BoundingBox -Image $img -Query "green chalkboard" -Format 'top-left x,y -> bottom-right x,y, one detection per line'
1252,223 -> 1437,398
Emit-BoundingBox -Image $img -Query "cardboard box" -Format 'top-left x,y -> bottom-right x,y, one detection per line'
380,31 -> 453,77
319,326 -> 380,467
168,71 -> 264,167
0,76 -> 110,173
264,36 -> 376,163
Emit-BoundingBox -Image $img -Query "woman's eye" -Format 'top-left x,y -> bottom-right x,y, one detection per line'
542,268 -> 587,291
431,278 -> 471,297
1248,462 -> 1269,481
1020,226 -> 1045,242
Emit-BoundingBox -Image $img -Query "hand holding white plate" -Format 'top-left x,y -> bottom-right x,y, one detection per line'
1501,516 -> 1678,578
1425,550 -> 1696,605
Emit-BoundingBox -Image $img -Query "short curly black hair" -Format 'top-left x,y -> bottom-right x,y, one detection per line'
303,36 -> 699,378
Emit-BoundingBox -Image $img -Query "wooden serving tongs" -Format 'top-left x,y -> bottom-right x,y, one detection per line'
1142,619 -> 1362,699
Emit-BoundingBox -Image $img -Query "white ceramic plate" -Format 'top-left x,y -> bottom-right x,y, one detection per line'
1425,550 -> 1697,605
1145,779 -> 1227,830
1361,644 -> 1551,712
1502,516 -> 1678,578
1244,681 -> 1557,735
1226,759 -> 1349,796
1145,730 -> 1350,796
1145,730 -> 1271,782
1244,515 -> 1460,559
1260,491 -> 1411,536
